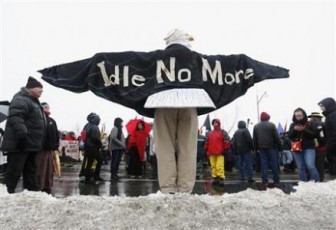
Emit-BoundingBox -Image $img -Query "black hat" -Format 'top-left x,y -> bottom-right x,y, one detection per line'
26,76 -> 43,89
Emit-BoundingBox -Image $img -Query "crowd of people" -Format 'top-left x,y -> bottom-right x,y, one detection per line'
0,76 -> 335,195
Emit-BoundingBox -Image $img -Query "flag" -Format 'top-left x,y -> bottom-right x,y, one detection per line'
284,121 -> 288,132
277,122 -> 284,134
203,114 -> 211,131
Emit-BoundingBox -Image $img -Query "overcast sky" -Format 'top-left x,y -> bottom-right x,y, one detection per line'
1,0 -> 335,134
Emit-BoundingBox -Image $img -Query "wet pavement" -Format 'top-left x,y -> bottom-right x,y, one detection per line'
1,161 -> 336,197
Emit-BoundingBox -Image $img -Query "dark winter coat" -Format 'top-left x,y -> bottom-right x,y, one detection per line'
43,115 -> 59,150
83,122 -> 102,149
319,98 -> 336,153
288,108 -> 318,150
232,121 -> 254,154
253,120 -> 282,151
1,88 -> 45,152
197,134 -> 206,158
280,135 -> 292,151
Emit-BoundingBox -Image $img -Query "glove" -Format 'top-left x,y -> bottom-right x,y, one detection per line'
16,138 -> 27,150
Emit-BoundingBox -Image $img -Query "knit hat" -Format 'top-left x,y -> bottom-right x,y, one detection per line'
26,76 -> 43,89
260,112 -> 270,121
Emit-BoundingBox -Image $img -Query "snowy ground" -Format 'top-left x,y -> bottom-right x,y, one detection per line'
0,181 -> 335,230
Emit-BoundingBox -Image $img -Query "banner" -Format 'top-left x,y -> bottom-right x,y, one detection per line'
39,45 -> 289,118
59,140 -> 80,162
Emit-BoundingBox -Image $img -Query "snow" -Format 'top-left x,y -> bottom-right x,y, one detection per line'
0,181 -> 335,229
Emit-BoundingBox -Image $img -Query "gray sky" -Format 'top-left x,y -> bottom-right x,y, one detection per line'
1,0 -> 335,134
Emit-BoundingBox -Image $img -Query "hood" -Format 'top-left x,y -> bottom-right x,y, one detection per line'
318,97 -> 336,116
87,113 -> 100,125
292,107 -> 308,125
238,120 -> 247,129
211,118 -> 221,130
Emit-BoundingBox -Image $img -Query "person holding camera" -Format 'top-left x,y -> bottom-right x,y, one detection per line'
288,108 -> 320,182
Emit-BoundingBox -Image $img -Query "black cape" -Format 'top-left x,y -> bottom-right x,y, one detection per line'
39,45 -> 289,118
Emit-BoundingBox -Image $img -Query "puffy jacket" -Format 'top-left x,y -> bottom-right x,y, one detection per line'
1,88 -> 45,152
83,122 -> 102,149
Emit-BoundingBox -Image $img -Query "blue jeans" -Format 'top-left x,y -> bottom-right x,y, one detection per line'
282,150 -> 293,165
292,148 -> 320,182
259,149 -> 280,183
110,149 -> 123,175
238,152 -> 254,180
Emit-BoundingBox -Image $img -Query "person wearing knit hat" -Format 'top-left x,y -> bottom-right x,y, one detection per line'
260,112 -> 270,121
25,76 -> 43,100
1,76 -> 45,193
253,112 -> 282,188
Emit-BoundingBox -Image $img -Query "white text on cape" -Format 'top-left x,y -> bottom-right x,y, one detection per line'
97,57 -> 254,87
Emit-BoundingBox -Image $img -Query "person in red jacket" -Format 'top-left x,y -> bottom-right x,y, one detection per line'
127,121 -> 148,178
205,119 -> 230,186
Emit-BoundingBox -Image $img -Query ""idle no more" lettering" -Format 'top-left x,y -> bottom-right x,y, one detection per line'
97,57 -> 254,87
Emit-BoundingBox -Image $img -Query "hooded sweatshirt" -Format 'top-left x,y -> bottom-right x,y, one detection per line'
232,121 -> 254,154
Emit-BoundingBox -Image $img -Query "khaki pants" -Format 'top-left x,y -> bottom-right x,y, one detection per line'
154,108 -> 198,193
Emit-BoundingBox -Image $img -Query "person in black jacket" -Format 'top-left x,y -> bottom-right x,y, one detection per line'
253,112 -> 282,187
288,108 -> 320,182
232,120 -> 255,182
82,113 -> 103,184
318,97 -> 336,175
1,77 -> 45,193
36,102 -> 59,194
